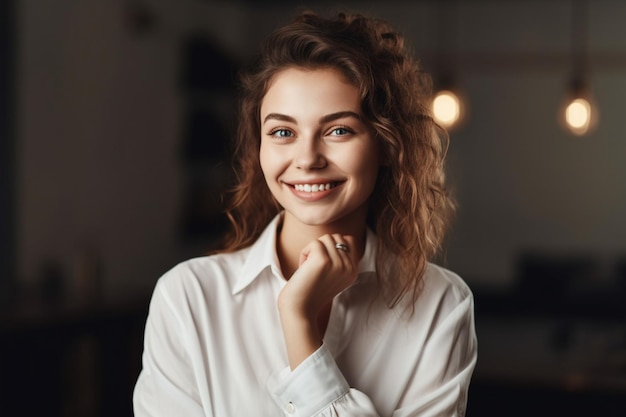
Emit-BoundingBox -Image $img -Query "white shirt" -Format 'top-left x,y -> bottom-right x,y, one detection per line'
133,214 -> 477,417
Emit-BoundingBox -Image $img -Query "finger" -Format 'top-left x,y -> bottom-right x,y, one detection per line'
334,234 -> 358,287
298,245 -> 310,267
342,235 -> 358,264
299,239 -> 325,267
318,234 -> 344,267
331,233 -> 350,256
331,234 -> 352,269
330,234 -> 353,272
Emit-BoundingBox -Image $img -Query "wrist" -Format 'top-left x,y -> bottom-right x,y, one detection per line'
278,303 -> 316,331
277,290 -> 314,321
278,306 -> 322,370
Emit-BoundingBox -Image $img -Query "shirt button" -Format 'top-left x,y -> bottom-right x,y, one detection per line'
286,402 -> 296,414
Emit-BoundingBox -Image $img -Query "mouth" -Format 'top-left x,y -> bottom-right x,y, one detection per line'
283,180 -> 344,194
291,182 -> 339,193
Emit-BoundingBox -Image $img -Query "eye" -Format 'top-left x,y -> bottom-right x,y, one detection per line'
328,126 -> 353,136
268,128 -> 294,138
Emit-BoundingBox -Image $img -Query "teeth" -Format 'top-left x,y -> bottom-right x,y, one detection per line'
294,183 -> 334,192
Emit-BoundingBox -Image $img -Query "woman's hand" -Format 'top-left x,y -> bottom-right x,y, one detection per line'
277,234 -> 359,369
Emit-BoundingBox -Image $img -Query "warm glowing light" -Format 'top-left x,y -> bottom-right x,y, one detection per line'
565,98 -> 590,128
564,98 -> 591,135
433,90 -> 461,128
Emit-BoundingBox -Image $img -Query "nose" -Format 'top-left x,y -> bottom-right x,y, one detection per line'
294,135 -> 327,170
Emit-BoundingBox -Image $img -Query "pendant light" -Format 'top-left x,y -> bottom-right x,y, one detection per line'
432,1 -> 466,130
560,0 -> 598,136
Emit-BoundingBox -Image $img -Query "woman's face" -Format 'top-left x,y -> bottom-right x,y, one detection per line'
259,67 -> 380,229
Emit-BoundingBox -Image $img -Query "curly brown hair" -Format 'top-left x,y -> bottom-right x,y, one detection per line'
221,10 -> 455,307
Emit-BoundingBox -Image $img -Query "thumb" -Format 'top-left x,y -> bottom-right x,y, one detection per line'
299,243 -> 312,267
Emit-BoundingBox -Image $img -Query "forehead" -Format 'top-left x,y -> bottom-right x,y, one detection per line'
260,67 -> 361,118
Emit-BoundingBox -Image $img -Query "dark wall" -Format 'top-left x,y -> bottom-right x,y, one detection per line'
0,0 -> 16,309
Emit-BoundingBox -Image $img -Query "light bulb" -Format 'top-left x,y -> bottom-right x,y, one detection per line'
559,78 -> 598,137
565,98 -> 591,134
432,90 -> 461,128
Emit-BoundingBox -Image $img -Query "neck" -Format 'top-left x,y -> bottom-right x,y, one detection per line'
276,211 -> 368,279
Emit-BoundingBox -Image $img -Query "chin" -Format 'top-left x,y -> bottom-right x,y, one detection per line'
293,214 -> 336,226
285,207 -> 350,228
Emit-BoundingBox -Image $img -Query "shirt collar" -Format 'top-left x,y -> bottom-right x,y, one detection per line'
232,213 -> 377,295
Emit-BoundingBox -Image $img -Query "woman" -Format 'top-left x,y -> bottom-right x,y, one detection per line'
134,10 -> 477,417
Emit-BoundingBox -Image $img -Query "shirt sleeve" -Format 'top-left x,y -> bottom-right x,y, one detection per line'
268,345 -> 380,417
268,294 -> 477,417
133,280 -> 207,417
393,295 -> 477,417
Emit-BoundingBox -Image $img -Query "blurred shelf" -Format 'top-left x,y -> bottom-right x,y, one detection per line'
0,297 -> 149,417
473,286 -> 626,321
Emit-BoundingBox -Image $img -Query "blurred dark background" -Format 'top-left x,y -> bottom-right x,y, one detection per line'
1,0 -> 625,416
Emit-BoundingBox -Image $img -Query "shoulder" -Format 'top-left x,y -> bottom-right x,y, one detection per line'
423,263 -> 473,301
151,248 -> 252,311
409,263 -> 474,321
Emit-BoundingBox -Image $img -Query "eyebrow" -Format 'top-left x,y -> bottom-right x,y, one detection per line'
262,111 -> 362,125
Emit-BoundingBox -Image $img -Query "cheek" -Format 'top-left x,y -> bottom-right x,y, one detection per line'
259,144 -> 284,192
355,151 -> 380,193
351,148 -> 379,176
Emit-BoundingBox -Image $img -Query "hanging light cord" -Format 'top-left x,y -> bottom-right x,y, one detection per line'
570,0 -> 589,91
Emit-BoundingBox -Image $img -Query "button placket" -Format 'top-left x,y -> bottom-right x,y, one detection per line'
286,402 -> 296,414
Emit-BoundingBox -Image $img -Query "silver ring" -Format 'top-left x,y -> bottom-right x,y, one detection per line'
335,243 -> 349,253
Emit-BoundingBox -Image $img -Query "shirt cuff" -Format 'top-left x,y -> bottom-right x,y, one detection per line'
268,345 -> 350,416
